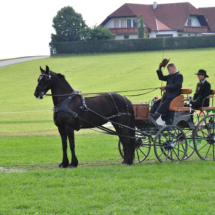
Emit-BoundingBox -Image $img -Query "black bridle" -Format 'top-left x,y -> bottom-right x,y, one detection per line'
36,73 -> 52,99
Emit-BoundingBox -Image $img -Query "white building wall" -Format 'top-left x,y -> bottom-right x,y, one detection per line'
185,16 -> 201,27
115,35 -> 138,40
115,35 -> 124,40
179,33 -> 202,37
149,31 -> 178,38
103,19 -> 115,28
129,34 -> 138,39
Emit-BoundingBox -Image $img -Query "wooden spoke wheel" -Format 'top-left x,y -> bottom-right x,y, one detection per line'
154,125 -> 188,163
118,134 -> 151,163
193,114 -> 215,161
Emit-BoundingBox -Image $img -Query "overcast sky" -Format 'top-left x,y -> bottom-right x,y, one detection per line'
0,0 -> 214,59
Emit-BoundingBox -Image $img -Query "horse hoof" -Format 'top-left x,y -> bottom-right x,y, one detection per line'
58,163 -> 68,168
121,161 -> 128,166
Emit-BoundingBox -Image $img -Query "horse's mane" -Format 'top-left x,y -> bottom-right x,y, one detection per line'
52,72 -> 73,90
57,73 -> 65,79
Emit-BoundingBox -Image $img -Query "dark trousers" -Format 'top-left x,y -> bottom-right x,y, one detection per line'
192,100 -> 209,109
150,98 -> 173,116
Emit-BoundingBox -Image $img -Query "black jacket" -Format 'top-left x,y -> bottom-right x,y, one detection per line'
157,70 -> 183,99
193,80 -> 211,102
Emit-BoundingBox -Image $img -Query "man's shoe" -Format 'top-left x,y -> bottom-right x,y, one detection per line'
152,113 -> 160,121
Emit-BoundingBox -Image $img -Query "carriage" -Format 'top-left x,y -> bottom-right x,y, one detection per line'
118,88 -> 215,163
35,66 -> 215,167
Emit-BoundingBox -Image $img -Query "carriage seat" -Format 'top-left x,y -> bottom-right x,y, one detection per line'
198,89 -> 215,111
168,88 -> 192,112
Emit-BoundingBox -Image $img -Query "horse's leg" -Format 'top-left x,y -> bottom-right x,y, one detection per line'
67,129 -> 78,168
113,117 -> 135,165
114,125 -> 126,164
121,127 -> 135,165
58,126 -> 69,168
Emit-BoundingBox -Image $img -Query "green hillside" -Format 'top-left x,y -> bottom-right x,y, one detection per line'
0,48 -> 215,133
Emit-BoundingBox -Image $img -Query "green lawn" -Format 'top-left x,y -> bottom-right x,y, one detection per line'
1,48 -> 215,214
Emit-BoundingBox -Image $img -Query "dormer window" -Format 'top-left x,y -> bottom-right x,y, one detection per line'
187,17 -> 192,26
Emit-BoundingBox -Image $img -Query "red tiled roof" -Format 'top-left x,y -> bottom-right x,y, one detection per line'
101,2 -> 207,32
109,4 -> 136,17
149,2 -> 204,30
156,19 -> 171,31
199,7 -> 215,31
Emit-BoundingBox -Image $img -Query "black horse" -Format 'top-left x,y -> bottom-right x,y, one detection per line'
34,66 -> 135,167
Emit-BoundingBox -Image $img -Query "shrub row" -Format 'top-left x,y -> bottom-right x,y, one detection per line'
49,35 -> 215,55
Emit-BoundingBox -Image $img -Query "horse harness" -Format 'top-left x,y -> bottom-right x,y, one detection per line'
53,90 -> 132,131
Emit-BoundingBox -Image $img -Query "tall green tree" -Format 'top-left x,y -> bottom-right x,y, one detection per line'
51,6 -> 87,42
137,14 -> 145,39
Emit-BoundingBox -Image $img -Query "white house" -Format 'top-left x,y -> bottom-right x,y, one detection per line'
101,2 -> 211,39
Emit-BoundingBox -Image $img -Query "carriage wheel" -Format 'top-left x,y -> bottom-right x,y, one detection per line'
118,135 -> 151,163
193,114 -> 215,161
181,129 -> 195,160
154,125 -> 188,163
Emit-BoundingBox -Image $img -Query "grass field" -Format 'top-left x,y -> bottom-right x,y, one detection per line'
1,48 -> 215,214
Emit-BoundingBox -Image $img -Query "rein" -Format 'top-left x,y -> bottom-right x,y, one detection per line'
45,87 -> 160,97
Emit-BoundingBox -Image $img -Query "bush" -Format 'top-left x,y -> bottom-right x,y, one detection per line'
49,35 -> 215,55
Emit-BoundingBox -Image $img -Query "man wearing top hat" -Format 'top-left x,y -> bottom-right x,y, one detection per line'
150,61 -> 183,121
192,69 -> 211,109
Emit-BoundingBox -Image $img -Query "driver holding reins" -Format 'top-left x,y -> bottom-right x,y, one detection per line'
150,60 -> 183,121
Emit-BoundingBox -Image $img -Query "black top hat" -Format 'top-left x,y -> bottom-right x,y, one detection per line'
195,69 -> 209,78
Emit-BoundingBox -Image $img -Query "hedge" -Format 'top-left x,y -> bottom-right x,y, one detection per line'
49,35 -> 215,55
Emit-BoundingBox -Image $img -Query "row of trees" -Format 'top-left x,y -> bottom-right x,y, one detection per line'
51,6 -> 145,42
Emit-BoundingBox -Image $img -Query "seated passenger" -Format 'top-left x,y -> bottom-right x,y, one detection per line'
192,69 -> 211,109
150,62 -> 183,121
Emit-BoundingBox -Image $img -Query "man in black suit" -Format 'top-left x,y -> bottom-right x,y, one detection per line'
150,62 -> 183,120
192,69 -> 211,109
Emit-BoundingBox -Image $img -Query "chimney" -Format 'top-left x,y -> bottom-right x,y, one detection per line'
153,1 -> 157,10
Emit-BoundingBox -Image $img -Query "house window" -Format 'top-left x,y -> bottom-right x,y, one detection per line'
133,19 -> 138,27
121,19 -> 126,28
187,18 -> 192,26
156,34 -> 173,38
124,35 -> 129,39
114,20 -> 119,28
178,34 -> 183,37
127,19 -> 131,27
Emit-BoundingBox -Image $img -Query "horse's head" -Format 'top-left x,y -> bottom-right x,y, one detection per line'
34,65 -> 52,99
